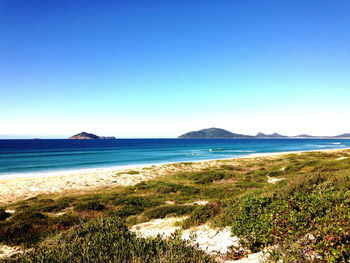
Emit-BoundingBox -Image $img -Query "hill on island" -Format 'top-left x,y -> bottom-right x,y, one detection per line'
295,134 -> 315,138
178,128 -> 252,139
69,132 -> 115,139
255,132 -> 287,138
335,133 -> 350,138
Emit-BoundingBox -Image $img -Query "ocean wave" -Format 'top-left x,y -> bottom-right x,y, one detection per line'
208,148 -> 225,152
208,149 -> 255,153
305,144 -> 328,148
231,150 -> 256,153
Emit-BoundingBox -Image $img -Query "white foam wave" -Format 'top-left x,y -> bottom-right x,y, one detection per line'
231,150 -> 256,153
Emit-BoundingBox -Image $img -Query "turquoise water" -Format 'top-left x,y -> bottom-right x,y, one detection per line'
0,139 -> 349,177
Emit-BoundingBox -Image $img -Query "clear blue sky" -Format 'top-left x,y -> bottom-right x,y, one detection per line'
1,0 -> 350,138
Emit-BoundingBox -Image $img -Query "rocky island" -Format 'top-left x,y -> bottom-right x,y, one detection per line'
69,132 -> 116,140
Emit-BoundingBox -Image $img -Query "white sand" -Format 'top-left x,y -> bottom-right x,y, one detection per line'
0,245 -> 22,259
130,217 -> 263,262
267,176 -> 286,184
336,156 -> 348,160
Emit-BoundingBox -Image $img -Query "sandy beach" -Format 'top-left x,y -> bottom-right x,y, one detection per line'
1,148 -> 348,205
0,158 -> 232,204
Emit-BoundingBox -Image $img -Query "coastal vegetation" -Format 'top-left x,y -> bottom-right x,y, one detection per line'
5,218 -> 215,263
1,149 -> 350,262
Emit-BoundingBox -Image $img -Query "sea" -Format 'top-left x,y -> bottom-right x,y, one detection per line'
0,139 -> 349,178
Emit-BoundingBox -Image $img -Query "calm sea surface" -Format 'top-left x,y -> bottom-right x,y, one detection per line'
0,139 -> 349,177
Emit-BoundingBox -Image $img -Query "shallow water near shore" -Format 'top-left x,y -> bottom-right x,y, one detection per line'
1,138 -> 350,178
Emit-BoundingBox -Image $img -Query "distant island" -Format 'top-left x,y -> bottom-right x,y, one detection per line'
178,128 -> 350,139
255,132 -> 288,138
69,132 -> 116,140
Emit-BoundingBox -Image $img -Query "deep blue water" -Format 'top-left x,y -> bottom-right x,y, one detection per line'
0,139 -> 349,177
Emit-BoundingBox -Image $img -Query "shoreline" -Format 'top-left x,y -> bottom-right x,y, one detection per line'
1,147 -> 349,205
0,146 -> 348,180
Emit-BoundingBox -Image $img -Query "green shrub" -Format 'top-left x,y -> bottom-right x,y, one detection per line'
231,190 -> 350,260
112,196 -> 163,219
181,162 -> 193,165
148,182 -> 199,196
0,221 -> 36,246
50,212 -> 81,227
114,196 -> 160,208
191,171 -> 225,184
235,180 -> 262,189
231,195 -> 273,251
0,211 -> 52,246
182,203 -> 221,229
39,197 -> 74,212
267,170 -> 284,177
220,165 -> 244,171
73,201 -> 105,211
134,181 -> 149,190
126,170 -> 140,175
156,185 -> 177,194
110,206 -> 145,218
10,211 -> 49,225
179,185 -> 200,196
7,217 -> 215,263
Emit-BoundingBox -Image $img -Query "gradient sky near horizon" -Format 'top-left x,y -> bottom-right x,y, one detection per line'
1,0 -> 350,138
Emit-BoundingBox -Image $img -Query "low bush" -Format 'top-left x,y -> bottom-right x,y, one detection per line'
73,201 -> 105,211
266,170 -> 284,177
191,171 -> 226,184
114,196 -> 161,208
134,181 -> 150,190
220,165 -> 244,171
0,221 -> 36,246
155,183 -> 178,194
126,170 -> 140,175
7,217 -> 215,263
39,197 -> 74,212
50,212 -> 82,227
10,211 -> 49,225
111,196 -> 162,218
180,186 -> 201,197
110,205 -> 145,218
231,190 -> 350,261
182,203 -> 221,229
